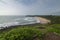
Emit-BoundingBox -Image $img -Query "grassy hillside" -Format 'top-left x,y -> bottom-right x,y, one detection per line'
0,24 -> 60,40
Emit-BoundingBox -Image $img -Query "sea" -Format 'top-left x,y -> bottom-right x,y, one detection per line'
0,16 -> 39,29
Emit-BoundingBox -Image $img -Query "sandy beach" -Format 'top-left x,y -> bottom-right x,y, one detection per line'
35,17 -> 51,24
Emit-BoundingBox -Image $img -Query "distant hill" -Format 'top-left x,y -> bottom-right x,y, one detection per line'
51,12 -> 60,16
26,15 -> 60,24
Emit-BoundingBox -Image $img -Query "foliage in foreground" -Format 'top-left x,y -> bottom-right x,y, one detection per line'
47,24 -> 60,34
0,24 -> 60,40
1,28 -> 43,40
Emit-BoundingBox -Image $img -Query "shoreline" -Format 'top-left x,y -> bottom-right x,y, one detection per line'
0,23 -> 41,32
35,17 -> 51,24
0,23 -> 40,30
0,17 -> 51,30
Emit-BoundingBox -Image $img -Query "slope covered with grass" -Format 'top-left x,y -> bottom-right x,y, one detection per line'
0,24 -> 60,40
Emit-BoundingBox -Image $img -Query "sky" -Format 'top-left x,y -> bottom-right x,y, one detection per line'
0,0 -> 60,15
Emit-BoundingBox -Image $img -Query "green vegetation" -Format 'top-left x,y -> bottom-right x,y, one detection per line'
41,16 -> 60,24
2,28 -> 43,40
0,24 -> 60,40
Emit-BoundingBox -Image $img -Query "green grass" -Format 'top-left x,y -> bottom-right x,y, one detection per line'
0,24 -> 60,40
47,24 -> 60,35
0,27 -> 44,40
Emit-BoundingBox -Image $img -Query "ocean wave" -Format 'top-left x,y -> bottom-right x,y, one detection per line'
0,22 -> 20,28
0,21 -> 39,29
24,17 -> 37,21
0,17 -> 40,29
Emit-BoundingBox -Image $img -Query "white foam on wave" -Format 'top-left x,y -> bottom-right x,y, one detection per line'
0,22 -> 20,28
14,18 -> 21,20
24,17 -> 36,21
0,21 -> 37,29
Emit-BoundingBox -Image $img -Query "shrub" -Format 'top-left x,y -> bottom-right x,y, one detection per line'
48,28 -> 60,33
2,28 -> 43,40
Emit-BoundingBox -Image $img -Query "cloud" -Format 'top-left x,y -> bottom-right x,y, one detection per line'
0,0 -> 60,15
24,0 -> 60,15
0,0 -> 24,15
15,0 -> 37,6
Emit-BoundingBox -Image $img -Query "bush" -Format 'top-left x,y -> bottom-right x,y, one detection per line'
2,28 -> 43,40
48,28 -> 60,33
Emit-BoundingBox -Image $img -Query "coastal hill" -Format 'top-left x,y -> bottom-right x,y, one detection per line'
26,15 -> 60,24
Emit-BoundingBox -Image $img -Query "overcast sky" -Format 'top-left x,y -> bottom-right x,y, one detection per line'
0,0 -> 60,15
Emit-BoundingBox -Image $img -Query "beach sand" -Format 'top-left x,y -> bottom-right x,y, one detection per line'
35,17 -> 51,24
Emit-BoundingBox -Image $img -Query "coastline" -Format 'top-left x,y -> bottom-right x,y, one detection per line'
35,17 -> 51,24
0,22 -> 39,28
0,23 -> 40,32
0,17 -> 51,30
